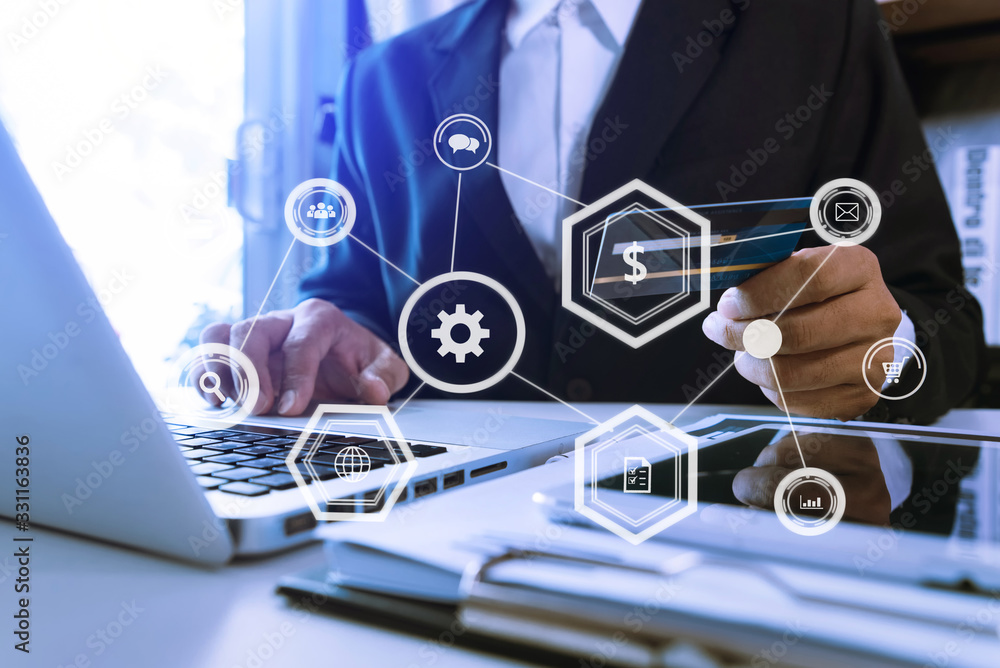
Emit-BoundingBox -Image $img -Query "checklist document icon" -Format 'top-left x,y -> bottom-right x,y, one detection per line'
624,457 -> 652,493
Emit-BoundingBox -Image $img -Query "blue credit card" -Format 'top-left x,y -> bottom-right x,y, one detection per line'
588,198 -> 810,299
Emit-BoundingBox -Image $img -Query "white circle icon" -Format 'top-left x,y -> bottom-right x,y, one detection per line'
398,271 -> 524,394
433,114 -> 492,171
742,319 -> 783,359
163,343 -> 260,429
283,178 -> 357,247
862,337 -> 927,400
809,178 -> 882,246
774,467 -> 846,536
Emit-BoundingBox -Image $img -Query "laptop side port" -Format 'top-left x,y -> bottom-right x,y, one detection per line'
283,512 -> 318,536
443,470 -> 465,489
413,478 -> 438,498
470,461 -> 508,478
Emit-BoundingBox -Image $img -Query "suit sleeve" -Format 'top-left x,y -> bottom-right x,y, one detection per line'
298,59 -> 395,343
811,0 -> 986,424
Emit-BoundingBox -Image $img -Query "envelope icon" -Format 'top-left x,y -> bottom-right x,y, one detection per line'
834,202 -> 860,222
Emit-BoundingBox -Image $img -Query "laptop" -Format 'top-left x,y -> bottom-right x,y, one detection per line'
0,121 -> 586,564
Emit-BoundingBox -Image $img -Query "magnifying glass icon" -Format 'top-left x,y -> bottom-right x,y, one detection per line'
199,371 -> 227,404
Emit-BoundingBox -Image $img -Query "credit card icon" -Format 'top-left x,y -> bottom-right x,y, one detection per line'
588,198 -> 810,300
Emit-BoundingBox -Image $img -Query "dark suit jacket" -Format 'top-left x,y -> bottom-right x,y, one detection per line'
300,0 -> 985,424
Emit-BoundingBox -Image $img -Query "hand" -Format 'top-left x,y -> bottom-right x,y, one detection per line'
702,245 -> 900,420
198,298 -> 409,416
732,431 -> 892,526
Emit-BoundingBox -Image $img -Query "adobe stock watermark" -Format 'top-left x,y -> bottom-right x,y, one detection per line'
672,0 -> 751,73
179,107 -> 295,238
854,457 -> 974,576
878,127 -> 959,209
716,84 -> 834,201
750,620 -> 808,667
921,590 -> 1000,668
17,267 -> 136,386
878,0 -> 929,40
214,0 -> 242,21
343,0 -> 405,58
60,413 -> 162,514
7,0 -> 74,53
506,115 -> 630,234
51,65 -> 169,181
56,600 -> 144,668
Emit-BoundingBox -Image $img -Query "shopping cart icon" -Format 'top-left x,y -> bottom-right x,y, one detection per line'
882,356 -> 909,383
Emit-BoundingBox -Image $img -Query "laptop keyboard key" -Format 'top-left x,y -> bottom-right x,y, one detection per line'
272,463 -> 340,480
203,452 -> 254,465
169,426 -> 206,436
327,436 -> 377,446
236,445 -> 283,457
240,457 -> 284,469
255,437 -> 299,447
200,441 -> 250,452
196,476 -> 224,489
250,473 -> 298,490
215,467 -> 266,481
178,437 -> 223,447
218,433 -> 268,444
181,448 -> 220,459
218,482 -> 269,496
190,462 -> 234,476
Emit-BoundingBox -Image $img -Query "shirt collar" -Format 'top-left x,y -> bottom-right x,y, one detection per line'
506,0 -> 642,50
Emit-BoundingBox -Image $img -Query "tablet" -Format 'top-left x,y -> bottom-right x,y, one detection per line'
536,414 -> 1000,590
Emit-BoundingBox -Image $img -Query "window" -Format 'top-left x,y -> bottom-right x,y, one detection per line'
0,0 -> 244,389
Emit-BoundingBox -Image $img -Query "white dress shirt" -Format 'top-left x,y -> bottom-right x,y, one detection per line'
498,0 -> 642,281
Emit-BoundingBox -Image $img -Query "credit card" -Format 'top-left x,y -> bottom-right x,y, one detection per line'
587,198 -> 810,300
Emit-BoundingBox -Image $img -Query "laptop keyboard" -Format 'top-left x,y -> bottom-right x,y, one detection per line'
164,422 -> 448,497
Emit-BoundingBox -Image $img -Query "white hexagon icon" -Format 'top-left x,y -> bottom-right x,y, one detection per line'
287,404 -> 418,522
574,405 -> 698,544
562,179 -> 711,348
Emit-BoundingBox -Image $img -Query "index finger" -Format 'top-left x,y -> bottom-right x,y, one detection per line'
717,246 -> 871,320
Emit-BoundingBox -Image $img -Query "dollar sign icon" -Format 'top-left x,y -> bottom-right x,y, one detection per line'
623,241 -> 647,285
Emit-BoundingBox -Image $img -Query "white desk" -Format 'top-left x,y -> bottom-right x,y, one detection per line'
3,402 -> 996,668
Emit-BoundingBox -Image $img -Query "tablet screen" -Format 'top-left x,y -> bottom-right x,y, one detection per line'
594,422 -> 996,542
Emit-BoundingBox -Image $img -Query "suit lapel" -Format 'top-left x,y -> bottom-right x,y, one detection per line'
580,0 -> 739,204
427,0 -> 555,311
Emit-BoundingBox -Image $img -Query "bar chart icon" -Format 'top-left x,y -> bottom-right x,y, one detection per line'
800,496 -> 824,510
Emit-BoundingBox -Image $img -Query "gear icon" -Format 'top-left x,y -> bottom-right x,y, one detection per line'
430,304 -> 490,363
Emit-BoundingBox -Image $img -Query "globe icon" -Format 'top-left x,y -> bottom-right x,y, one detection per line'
333,446 -> 371,482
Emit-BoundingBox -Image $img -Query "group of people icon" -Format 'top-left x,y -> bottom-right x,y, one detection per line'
306,202 -> 338,219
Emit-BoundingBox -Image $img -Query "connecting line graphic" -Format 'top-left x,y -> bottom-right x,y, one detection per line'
670,351 -> 745,424
512,372 -> 600,425
774,244 -> 839,322
450,173 -> 462,271
239,238 -> 297,353
486,161 -> 587,207
712,228 -> 813,248
392,381 -> 426,416
769,357 -> 808,469
348,232 -> 422,286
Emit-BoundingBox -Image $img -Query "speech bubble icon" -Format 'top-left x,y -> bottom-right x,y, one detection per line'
466,137 -> 479,153
448,133 -> 471,153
